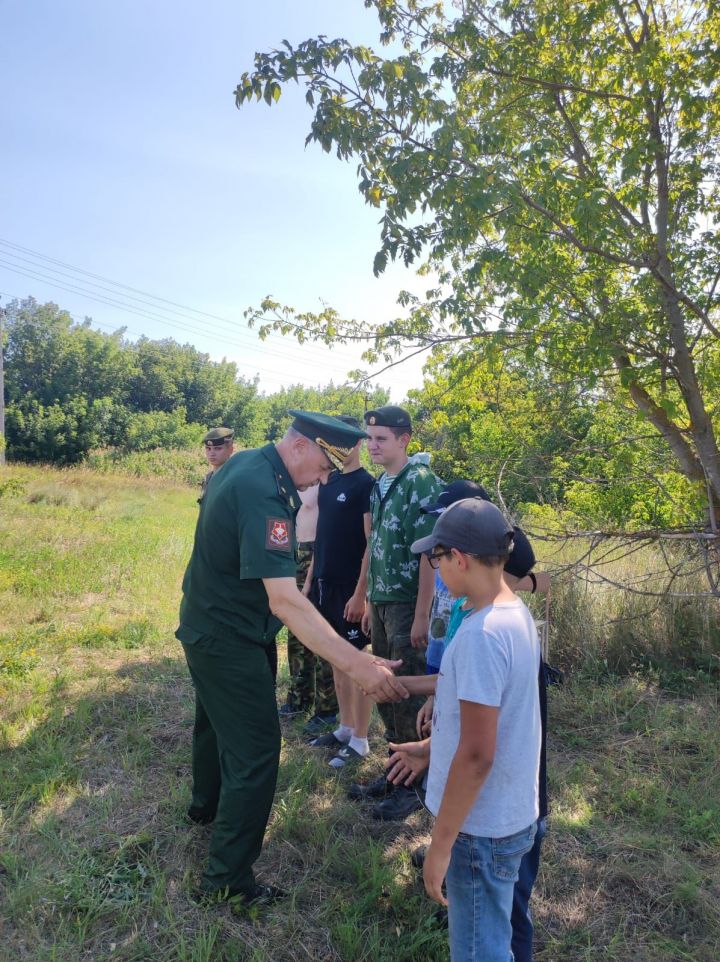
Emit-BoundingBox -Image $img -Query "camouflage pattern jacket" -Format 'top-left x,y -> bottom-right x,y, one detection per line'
367,461 -> 443,604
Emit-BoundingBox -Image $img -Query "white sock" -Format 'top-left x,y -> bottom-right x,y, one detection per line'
348,735 -> 370,756
333,725 -> 353,743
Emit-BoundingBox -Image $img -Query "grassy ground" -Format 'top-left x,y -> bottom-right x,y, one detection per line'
1,465 -> 719,961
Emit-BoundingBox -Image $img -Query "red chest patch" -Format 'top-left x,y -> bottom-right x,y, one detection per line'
266,517 -> 292,551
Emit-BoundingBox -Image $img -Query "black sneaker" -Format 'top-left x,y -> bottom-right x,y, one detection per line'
411,844 -> 427,870
432,906 -> 448,928
328,745 -> 364,769
372,786 -> 422,821
278,702 -> 306,718
308,731 -> 345,749
303,713 -> 337,735
347,771 -> 394,801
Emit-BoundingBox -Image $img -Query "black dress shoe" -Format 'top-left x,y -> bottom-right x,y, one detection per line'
372,786 -> 422,821
186,806 -> 216,825
347,771 -> 394,801
192,882 -> 286,908
230,883 -> 287,910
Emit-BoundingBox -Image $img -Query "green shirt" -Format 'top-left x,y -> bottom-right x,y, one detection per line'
367,461 -> 443,604
176,444 -> 300,647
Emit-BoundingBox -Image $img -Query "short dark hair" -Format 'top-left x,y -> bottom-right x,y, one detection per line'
471,553 -> 511,569
388,425 -> 412,440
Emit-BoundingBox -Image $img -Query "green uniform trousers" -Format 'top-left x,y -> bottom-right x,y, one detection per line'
182,633 -> 280,896
286,543 -> 338,716
370,601 -> 427,743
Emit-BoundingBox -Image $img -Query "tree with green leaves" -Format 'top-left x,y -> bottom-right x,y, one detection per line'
237,0 -> 720,522
2,298 -> 269,462
259,382 -> 389,441
406,345 -> 595,504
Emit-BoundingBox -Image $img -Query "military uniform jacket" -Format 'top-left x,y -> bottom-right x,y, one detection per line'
367,461 -> 443,604
177,444 -> 300,648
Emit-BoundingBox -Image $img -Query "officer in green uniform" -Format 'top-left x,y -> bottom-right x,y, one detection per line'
176,410 -> 409,906
198,427 -> 235,504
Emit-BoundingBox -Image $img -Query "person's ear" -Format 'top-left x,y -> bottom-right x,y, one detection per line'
451,549 -> 468,570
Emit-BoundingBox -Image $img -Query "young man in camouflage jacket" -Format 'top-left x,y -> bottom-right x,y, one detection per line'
349,405 -> 443,820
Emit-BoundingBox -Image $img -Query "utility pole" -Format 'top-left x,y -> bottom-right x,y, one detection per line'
0,302 -> 5,466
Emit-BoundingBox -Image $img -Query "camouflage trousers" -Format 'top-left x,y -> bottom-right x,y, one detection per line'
370,601 -> 427,743
285,543 -> 338,716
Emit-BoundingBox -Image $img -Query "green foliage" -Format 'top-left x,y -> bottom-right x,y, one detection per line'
238,0 -> 720,513
0,477 -> 26,500
260,382 -> 389,441
551,401 -> 706,529
120,408 -> 204,452
407,346 -> 594,506
5,395 -> 119,465
3,298 -> 397,468
84,446 -> 208,486
3,297 -> 267,464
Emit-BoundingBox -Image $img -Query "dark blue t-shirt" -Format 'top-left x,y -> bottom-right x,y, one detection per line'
313,467 -> 374,584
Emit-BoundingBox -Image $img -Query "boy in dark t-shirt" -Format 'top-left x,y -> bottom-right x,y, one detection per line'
306,418 -> 376,768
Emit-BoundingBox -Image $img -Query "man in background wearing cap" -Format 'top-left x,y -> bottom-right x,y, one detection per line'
388,499 -> 541,962
198,427 -> 235,503
176,410 -> 408,907
348,405 -> 443,820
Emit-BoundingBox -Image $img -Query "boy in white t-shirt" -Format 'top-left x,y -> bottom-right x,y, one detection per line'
392,498 -> 541,962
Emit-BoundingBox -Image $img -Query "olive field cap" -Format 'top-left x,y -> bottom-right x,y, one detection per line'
411,498 -> 514,558
288,409 -> 368,471
364,405 -> 412,430
422,479 -> 491,514
203,427 -> 234,445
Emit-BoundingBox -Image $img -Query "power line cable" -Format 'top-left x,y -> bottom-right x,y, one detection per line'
0,237 -> 367,365
0,236 -> 262,330
0,289 -> 359,391
0,260 -> 362,376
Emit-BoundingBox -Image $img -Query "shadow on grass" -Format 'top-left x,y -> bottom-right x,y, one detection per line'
0,656 -> 447,962
1,659 -> 718,962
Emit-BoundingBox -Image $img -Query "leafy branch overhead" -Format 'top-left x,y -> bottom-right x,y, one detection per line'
236,0 -> 720,510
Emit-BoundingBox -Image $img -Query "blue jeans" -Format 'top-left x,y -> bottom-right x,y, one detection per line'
511,817 -> 547,962
446,823 -> 536,962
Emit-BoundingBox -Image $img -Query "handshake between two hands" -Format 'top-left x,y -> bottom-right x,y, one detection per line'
351,655 -> 409,702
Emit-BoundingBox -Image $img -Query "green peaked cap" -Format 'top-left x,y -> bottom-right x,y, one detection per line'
288,409 -> 367,470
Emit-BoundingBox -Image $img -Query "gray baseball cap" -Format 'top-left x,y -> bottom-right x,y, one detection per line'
411,498 -> 514,557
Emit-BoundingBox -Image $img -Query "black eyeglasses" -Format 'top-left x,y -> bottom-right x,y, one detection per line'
428,549 -> 453,569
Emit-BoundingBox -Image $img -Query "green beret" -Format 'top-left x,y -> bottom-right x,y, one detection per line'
364,405 -> 412,430
203,427 -> 234,444
288,409 -> 367,470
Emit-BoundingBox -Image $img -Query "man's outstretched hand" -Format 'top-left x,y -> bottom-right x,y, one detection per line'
350,654 -> 408,702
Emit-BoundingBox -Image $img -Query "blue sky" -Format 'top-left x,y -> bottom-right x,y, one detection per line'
1,1 -> 427,397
